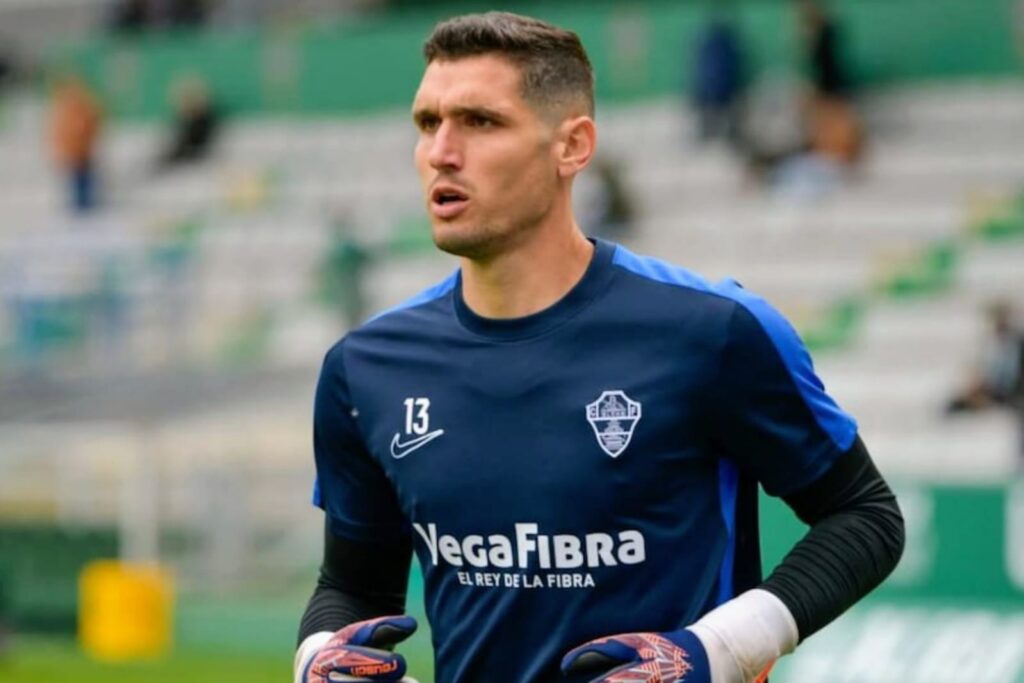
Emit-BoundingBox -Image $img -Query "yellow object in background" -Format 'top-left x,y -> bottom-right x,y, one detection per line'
78,560 -> 174,661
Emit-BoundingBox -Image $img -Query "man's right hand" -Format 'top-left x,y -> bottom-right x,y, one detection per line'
299,615 -> 419,683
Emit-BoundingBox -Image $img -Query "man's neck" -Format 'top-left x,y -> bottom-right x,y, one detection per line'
460,224 -> 595,320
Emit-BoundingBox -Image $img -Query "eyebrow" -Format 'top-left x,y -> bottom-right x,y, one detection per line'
412,104 -> 510,126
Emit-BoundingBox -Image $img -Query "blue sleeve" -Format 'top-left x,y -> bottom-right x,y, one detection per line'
312,341 -> 407,543
710,287 -> 858,497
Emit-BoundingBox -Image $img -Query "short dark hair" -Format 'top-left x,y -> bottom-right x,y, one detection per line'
423,12 -> 595,117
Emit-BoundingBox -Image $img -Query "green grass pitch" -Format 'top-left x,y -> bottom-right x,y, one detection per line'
1,636 -> 435,683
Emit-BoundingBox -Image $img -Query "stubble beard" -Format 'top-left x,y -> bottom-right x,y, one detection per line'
432,219 -> 509,261
432,204 -> 547,262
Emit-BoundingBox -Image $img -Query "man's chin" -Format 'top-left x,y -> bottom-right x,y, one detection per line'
431,224 -> 501,260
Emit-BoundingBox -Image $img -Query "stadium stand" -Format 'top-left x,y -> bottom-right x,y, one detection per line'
2,80 -> 1023,540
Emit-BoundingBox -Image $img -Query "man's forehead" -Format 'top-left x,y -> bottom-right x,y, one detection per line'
413,56 -> 524,112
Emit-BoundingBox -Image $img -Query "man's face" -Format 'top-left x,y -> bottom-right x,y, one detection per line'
412,55 -> 560,259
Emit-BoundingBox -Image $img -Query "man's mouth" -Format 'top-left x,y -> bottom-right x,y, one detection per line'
430,185 -> 470,219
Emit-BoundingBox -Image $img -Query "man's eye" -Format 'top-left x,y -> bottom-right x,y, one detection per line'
467,115 -> 494,128
418,117 -> 440,132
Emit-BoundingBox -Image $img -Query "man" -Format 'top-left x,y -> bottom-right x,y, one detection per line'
947,301 -> 1024,414
155,76 -> 221,170
796,0 -> 849,99
690,4 -> 745,147
947,301 -> 1024,469
50,74 -> 103,213
297,12 -> 904,683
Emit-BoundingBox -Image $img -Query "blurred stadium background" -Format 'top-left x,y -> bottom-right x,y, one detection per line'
0,0 -> 1023,681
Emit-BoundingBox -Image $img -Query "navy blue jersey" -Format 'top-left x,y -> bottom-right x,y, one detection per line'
311,238 -> 856,683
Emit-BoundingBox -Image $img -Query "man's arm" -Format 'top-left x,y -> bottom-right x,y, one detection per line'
762,435 -> 904,640
295,521 -> 415,683
684,436 -> 904,682
299,340 -> 419,682
298,520 -> 413,644
564,437 -> 904,683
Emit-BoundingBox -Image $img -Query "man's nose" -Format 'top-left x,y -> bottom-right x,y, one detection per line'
428,122 -> 463,171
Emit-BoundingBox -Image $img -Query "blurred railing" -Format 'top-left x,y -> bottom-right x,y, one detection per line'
0,407 -> 323,633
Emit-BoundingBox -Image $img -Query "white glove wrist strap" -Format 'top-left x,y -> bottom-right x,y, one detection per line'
293,631 -> 334,683
688,588 -> 799,683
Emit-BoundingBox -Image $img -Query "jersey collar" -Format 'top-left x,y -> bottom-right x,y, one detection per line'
453,238 -> 617,341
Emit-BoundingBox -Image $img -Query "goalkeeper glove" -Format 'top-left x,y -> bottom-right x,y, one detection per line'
298,615 -> 418,683
562,588 -> 797,683
561,629 -> 711,683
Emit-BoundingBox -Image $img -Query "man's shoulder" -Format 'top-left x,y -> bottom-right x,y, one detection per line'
361,270 -> 459,331
608,243 -> 748,312
606,242 -> 798,340
328,270 -> 459,358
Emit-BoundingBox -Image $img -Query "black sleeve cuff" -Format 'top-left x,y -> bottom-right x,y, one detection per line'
760,436 -> 905,640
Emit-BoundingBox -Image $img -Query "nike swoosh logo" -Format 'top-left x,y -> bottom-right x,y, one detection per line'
390,429 -> 445,459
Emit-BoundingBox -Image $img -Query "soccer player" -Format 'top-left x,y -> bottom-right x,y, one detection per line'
296,12 -> 904,683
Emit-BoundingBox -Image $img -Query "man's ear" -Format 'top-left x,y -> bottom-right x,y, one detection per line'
554,115 -> 597,179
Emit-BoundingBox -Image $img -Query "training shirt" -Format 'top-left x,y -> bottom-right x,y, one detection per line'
311,238 -> 857,683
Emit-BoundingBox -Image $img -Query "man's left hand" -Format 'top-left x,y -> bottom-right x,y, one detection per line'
561,630 -> 711,683
301,615 -> 418,683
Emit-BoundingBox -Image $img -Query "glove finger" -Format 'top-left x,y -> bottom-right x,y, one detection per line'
312,643 -> 407,681
561,635 -> 643,675
338,615 -> 419,649
582,659 -> 660,683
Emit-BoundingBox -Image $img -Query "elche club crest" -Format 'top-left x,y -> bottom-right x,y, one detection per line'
585,390 -> 642,458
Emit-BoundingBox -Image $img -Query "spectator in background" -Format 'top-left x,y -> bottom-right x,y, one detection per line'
589,157 -> 635,239
690,3 -> 745,148
50,74 -> 103,213
318,212 -> 371,330
740,75 -> 806,174
808,94 -> 862,166
947,301 -> 1024,470
108,0 -> 150,33
742,1 -> 863,200
796,0 -> 849,99
795,0 -> 862,165
0,41 -> 14,93
948,302 -> 1024,414
108,0 -> 208,33
162,0 -> 209,28
742,77 -> 862,199
155,76 -> 221,169
575,156 -> 636,240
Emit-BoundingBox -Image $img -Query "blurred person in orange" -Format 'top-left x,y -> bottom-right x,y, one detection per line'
743,2 -> 863,199
795,0 -> 862,165
808,94 -> 862,166
295,12 -> 903,683
743,92 -> 863,200
49,73 -> 103,213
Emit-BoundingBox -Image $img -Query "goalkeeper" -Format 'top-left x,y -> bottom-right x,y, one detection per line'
296,12 -> 904,683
